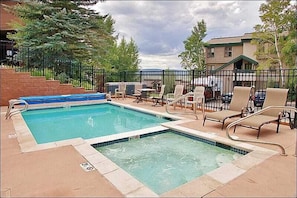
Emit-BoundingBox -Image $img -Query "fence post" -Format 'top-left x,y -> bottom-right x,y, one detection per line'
295,84 -> 297,128
192,70 -> 195,91
92,65 -> 94,90
103,69 -> 106,92
27,47 -> 30,68
42,53 -> 45,76
234,68 -> 238,86
162,70 -> 165,85
79,62 -> 82,87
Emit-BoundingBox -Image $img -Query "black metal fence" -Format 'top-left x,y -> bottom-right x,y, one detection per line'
2,45 -> 297,125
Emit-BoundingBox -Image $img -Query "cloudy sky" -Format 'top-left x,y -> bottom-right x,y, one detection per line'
90,1 -> 264,70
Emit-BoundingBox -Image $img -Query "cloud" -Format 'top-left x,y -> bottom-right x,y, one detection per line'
91,1 -> 263,69
139,53 -> 182,70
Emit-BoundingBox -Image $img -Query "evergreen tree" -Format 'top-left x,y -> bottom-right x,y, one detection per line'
7,0 -> 115,67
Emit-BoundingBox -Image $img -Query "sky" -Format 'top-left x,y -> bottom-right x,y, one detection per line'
90,1 -> 264,70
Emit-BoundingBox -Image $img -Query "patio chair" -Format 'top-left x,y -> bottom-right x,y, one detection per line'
132,83 -> 143,103
115,82 -> 126,99
203,86 -> 251,129
185,86 -> 205,116
166,85 -> 184,109
151,85 -> 166,106
234,88 -> 289,138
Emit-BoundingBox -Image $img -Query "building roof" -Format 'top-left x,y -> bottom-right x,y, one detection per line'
214,55 -> 258,72
206,33 -> 253,46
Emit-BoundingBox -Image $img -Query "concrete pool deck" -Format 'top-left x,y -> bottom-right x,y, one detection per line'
1,98 -> 296,197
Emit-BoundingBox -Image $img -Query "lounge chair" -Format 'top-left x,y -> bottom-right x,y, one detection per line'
166,85 -> 184,109
115,82 -> 126,99
234,88 -> 289,138
203,86 -> 251,129
132,83 -> 143,103
185,86 -> 205,116
151,85 -> 166,106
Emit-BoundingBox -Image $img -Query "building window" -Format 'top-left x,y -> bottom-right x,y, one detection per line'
245,63 -> 252,70
207,47 -> 214,58
224,47 -> 232,57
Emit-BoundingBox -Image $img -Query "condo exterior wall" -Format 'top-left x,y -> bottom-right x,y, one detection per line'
205,33 -> 257,71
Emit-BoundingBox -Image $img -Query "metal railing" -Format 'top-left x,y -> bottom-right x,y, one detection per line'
226,106 -> 297,156
2,46 -> 296,125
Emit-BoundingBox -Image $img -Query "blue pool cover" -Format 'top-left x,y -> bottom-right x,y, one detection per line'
20,93 -> 106,104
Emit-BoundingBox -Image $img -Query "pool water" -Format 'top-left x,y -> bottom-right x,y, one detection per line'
95,131 -> 244,195
21,104 -> 170,144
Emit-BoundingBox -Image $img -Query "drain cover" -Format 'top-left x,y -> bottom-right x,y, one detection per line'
80,162 -> 95,172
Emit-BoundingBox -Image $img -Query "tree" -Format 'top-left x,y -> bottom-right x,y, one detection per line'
252,0 -> 296,86
74,0 -> 103,5
281,9 -> 297,69
178,20 -> 207,70
103,37 -> 140,81
116,37 -> 140,72
6,0 -> 115,67
163,69 -> 176,94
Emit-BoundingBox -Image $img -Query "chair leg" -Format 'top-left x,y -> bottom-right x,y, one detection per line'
257,127 -> 261,139
221,119 -> 226,130
156,99 -> 160,105
257,123 -> 266,138
152,98 -> 158,106
276,119 -> 280,133
233,125 -> 237,133
203,117 -> 206,126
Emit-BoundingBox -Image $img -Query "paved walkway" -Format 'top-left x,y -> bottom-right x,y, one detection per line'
1,99 -> 296,197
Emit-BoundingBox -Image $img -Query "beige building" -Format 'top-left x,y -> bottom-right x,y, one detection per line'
205,33 -> 258,71
204,33 -> 261,91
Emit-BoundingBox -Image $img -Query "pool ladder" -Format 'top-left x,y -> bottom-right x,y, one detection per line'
5,99 -> 29,119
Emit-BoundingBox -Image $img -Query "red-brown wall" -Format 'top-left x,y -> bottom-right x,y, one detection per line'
0,68 -> 93,106
0,1 -> 22,31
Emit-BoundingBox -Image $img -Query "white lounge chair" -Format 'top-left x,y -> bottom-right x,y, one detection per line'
185,86 -> 205,117
132,83 -> 143,103
115,82 -> 126,99
166,85 -> 184,109
151,85 -> 166,106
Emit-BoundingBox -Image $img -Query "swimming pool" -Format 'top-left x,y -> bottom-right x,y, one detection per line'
21,103 -> 172,144
93,130 -> 247,195
11,101 -> 277,196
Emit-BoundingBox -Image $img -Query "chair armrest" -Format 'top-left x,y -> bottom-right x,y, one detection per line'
240,107 -> 249,117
